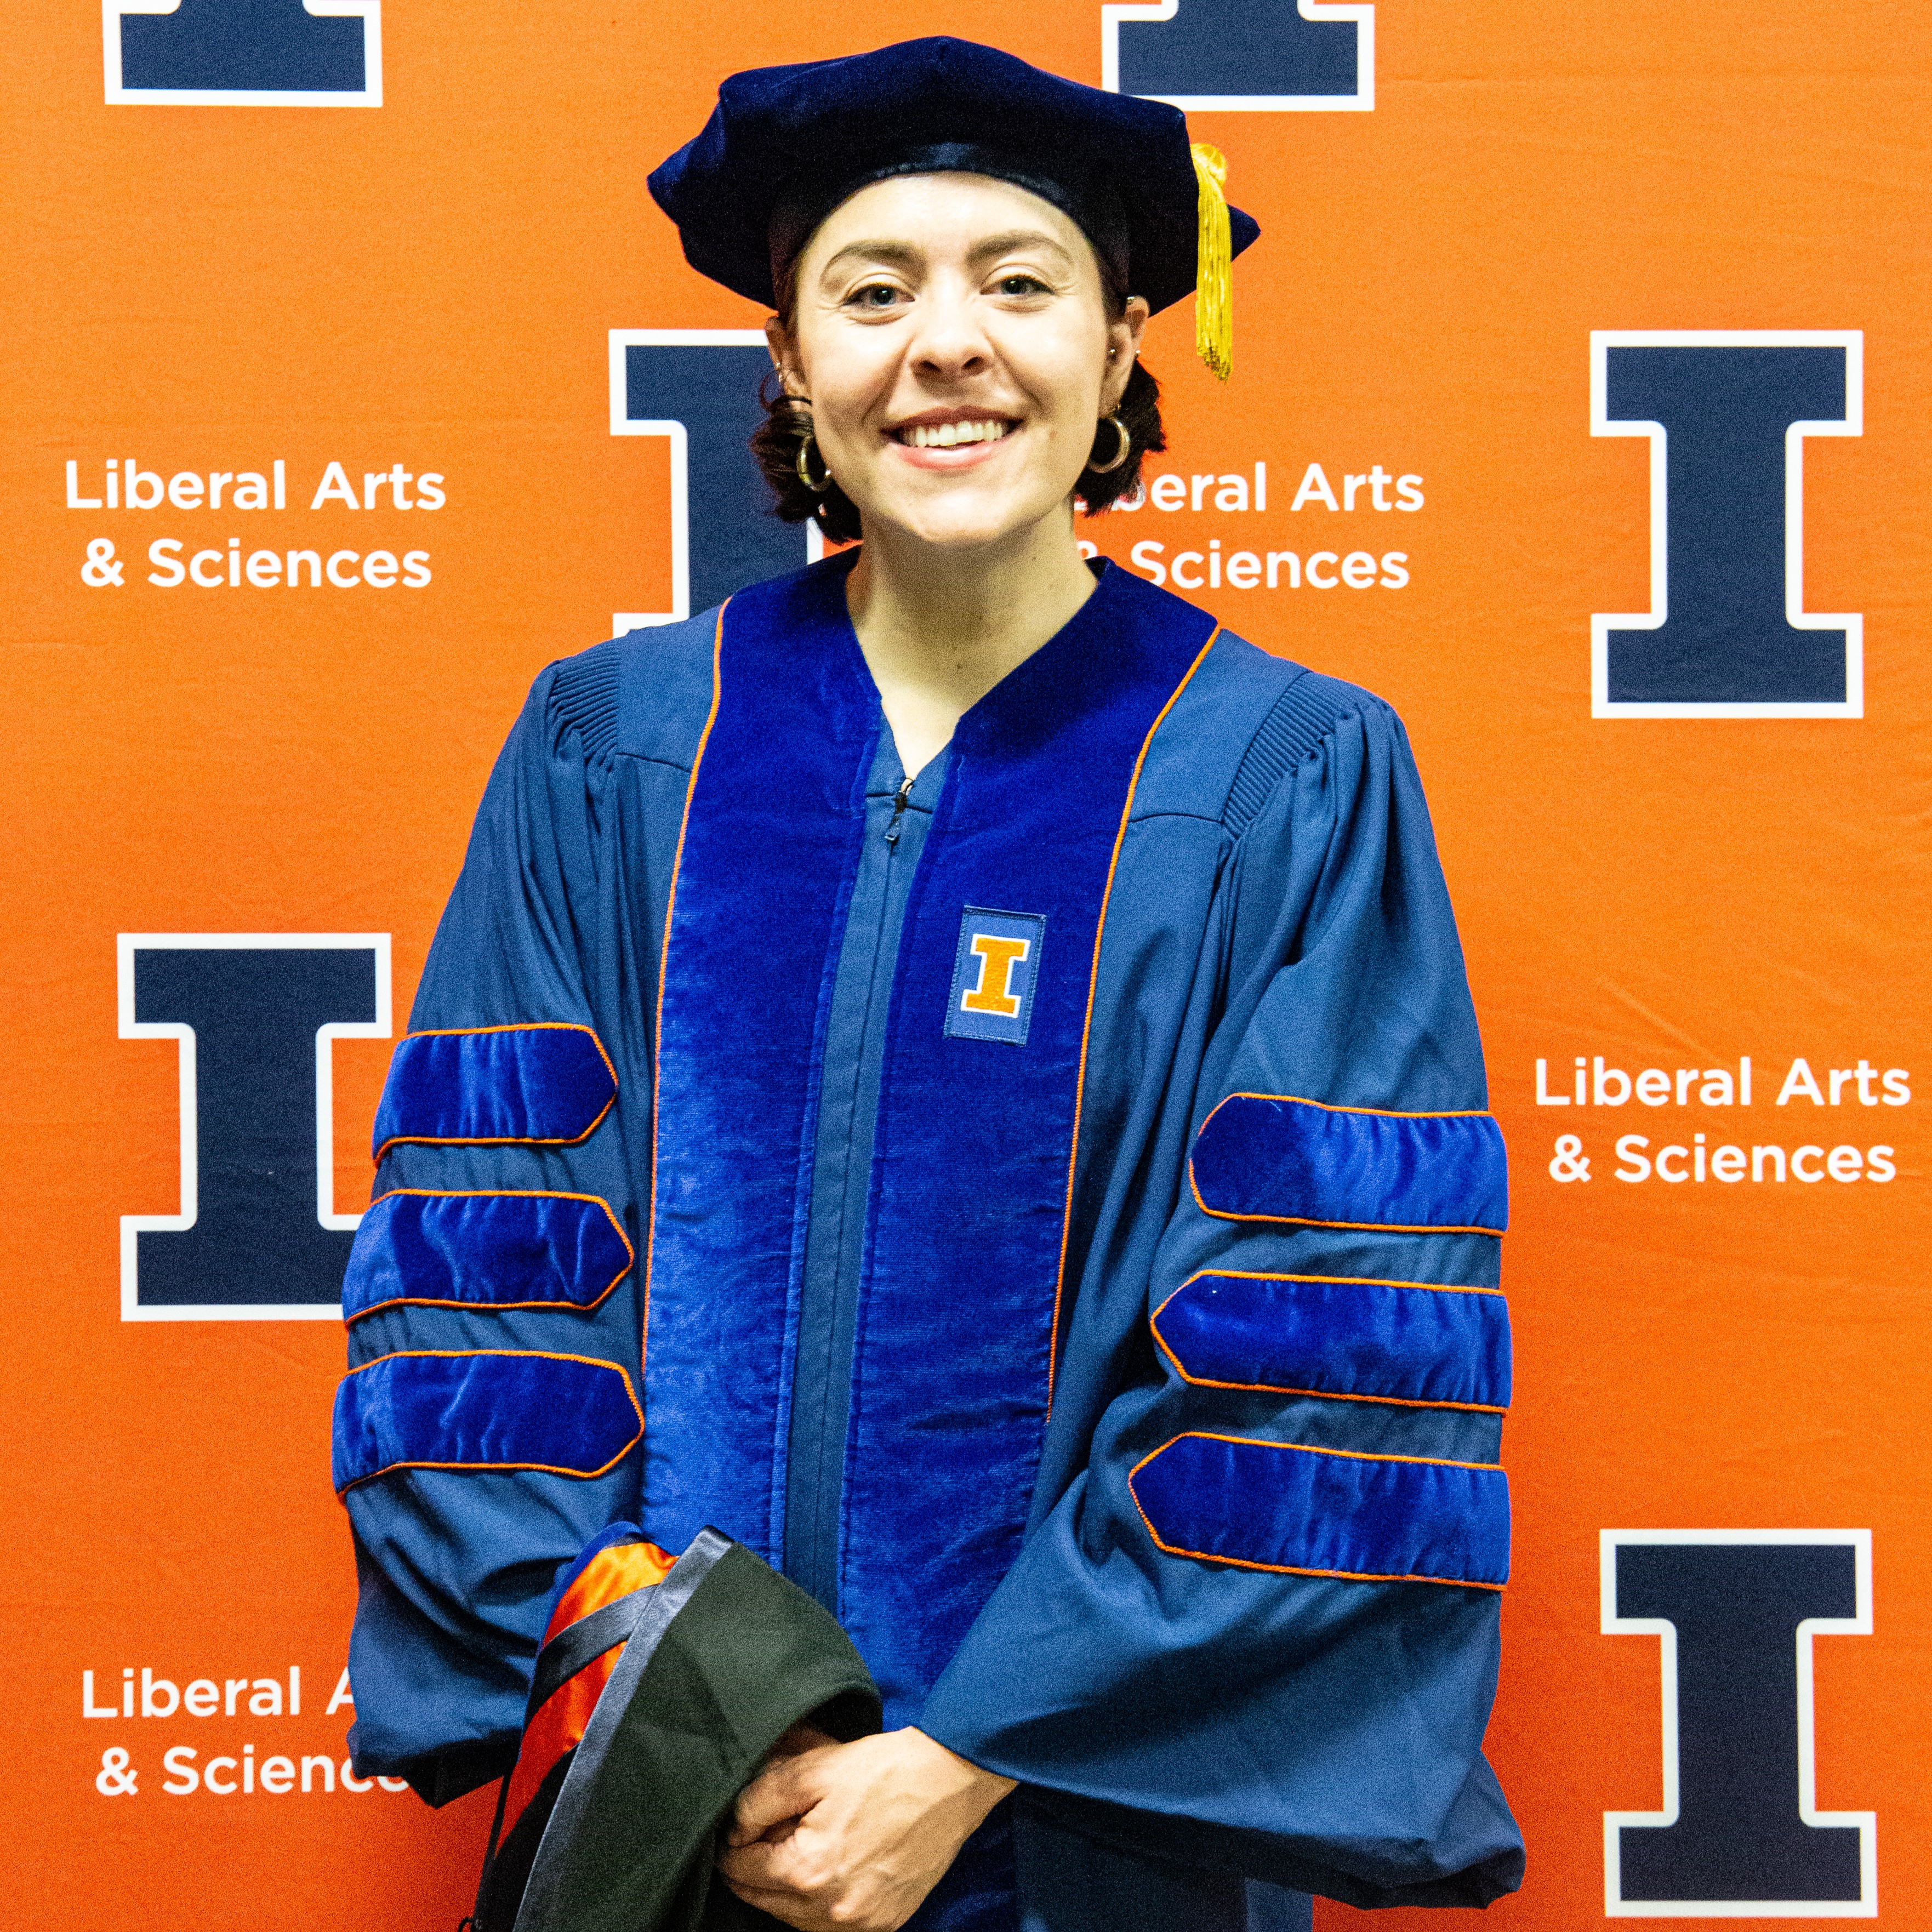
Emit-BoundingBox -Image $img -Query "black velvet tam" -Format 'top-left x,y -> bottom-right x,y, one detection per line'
647,36 -> 1259,315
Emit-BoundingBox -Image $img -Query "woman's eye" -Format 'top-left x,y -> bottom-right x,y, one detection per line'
994,273 -> 1050,297
847,282 -> 904,310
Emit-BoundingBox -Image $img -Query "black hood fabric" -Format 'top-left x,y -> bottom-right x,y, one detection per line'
483,1529 -> 882,1932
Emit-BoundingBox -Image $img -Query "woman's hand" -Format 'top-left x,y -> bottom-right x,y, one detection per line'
716,1725 -> 1016,1931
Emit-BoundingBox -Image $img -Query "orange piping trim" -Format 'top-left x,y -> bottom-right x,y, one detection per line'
1133,1428 -> 1501,1473
344,1189 -> 635,1325
1186,1165 -> 1504,1237
1048,626 -> 1219,1410
1148,1269 -> 1508,1412
335,1348 -> 644,1491
1203,1091 -> 1497,1122
643,601 -> 727,1380
372,1023 -> 619,1162
1125,1432 -> 1506,1592
1148,1323 -> 1505,1413
1162,1267 -> 1503,1300
397,1019 -> 619,1070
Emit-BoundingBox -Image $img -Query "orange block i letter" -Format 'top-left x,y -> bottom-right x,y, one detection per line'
961,934 -> 1030,1017
945,908 -> 1046,1046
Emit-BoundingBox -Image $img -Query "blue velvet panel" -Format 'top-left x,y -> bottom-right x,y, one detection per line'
370,1023 -> 617,1158
332,1350 -> 643,1492
642,573 -> 876,1563
1190,1094 -> 1508,1233
1130,1433 -> 1509,1589
341,1190 -> 634,1323
641,557 -> 1217,1732
840,569 -> 1216,1721
1153,1273 -> 1511,1411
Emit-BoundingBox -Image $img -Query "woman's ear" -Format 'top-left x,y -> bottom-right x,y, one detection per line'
1102,296 -> 1151,411
765,315 -> 806,398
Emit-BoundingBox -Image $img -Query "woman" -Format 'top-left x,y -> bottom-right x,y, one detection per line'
332,37 -> 1523,1932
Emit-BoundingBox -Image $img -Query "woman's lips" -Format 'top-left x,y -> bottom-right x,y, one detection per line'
886,419 -> 1019,470
896,418 -> 1013,448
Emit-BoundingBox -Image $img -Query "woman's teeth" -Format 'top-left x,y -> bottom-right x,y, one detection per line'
901,419 -> 1012,448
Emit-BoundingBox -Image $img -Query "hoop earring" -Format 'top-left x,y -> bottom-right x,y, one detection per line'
1088,413 -> 1131,475
795,427 -> 832,494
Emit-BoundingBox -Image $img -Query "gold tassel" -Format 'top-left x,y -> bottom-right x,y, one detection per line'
1190,142 -> 1233,381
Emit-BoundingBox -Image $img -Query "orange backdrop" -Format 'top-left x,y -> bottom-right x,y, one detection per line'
4,0 -> 1924,1924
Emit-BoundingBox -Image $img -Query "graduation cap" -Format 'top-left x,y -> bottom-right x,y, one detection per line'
469,1527 -> 882,1932
647,37 -> 1260,379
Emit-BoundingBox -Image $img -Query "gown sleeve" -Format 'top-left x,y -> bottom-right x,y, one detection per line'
916,682 -> 1526,1910
332,660 -> 651,1804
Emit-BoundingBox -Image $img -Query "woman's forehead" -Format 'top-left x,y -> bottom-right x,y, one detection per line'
802,173 -> 1090,269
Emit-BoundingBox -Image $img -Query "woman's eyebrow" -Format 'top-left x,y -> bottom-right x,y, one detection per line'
818,239 -> 922,277
968,229 -> 1072,264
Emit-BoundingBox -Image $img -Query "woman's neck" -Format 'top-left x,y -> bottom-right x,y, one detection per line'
844,511 -> 1098,779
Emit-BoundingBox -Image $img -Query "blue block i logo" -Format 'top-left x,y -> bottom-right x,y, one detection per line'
1104,0 -> 1373,111
106,1 -> 380,107
945,909 -> 1046,1046
1591,332 -> 1863,718
608,330 -> 819,633
118,933 -> 391,1319
1602,1529 -> 1874,1916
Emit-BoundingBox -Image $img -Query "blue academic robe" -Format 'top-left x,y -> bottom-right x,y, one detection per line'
333,554 -> 1525,1927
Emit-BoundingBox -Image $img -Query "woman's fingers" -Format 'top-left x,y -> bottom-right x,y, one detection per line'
715,1728 -> 1016,1932
717,1835 -> 841,1931
726,1750 -> 825,1847
726,1723 -> 842,1846
716,1837 -> 810,1893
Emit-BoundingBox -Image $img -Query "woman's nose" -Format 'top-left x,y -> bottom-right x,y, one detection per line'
907,290 -> 992,380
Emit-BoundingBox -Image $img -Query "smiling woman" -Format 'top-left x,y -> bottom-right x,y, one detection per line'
333,35 -> 1523,1932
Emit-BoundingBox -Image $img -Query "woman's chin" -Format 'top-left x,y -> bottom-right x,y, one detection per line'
858,484 -> 1071,555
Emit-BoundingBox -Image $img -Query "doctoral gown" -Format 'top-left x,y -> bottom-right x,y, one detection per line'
332,553 -> 1526,1927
